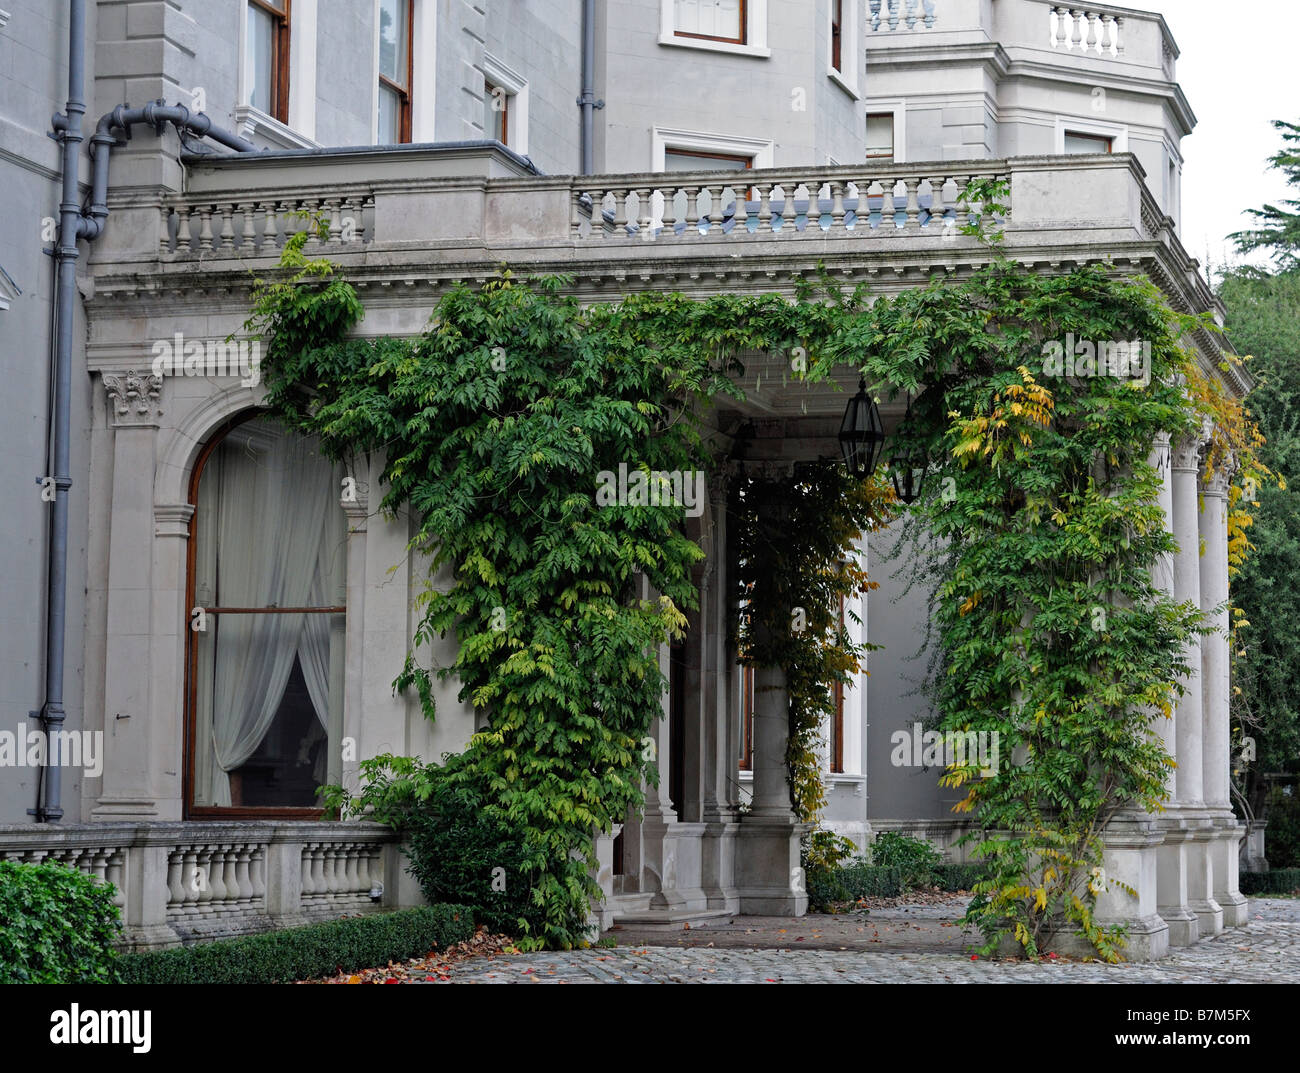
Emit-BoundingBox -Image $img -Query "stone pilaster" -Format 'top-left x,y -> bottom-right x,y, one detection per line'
93,371 -> 174,820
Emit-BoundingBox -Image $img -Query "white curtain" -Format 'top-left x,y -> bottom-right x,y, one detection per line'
199,420 -> 337,806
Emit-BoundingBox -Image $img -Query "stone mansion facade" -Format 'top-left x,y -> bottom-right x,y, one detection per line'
0,0 -> 1245,959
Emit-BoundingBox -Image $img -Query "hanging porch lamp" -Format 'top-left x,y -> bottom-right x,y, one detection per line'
839,378 -> 886,478
889,397 -> 929,505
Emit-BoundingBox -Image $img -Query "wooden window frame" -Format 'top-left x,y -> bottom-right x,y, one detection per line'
740,664 -> 755,771
1063,130 -> 1113,154
674,0 -> 747,45
664,147 -> 755,202
866,111 -> 895,161
831,0 -> 843,72
378,0 -> 414,143
831,594 -> 846,773
249,0 -> 292,126
182,412 -> 342,820
485,79 -> 510,146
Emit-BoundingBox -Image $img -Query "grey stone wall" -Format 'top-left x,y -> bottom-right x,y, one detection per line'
0,0 -> 94,825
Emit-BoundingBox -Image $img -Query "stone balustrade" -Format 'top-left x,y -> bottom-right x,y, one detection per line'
569,166 -> 1002,241
1048,5 -> 1124,56
869,0 -> 938,32
160,191 -> 375,256
0,822 -> 406,950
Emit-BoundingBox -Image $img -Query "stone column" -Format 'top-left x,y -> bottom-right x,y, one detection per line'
1142,433 -> 1198,946
1199,462 -> 1249,926
733,476 -> 806,915
1171,434 -> 1221,936
700,473 -> 739,911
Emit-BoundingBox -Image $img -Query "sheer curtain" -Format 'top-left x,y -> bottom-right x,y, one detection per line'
197,419 -> 337,806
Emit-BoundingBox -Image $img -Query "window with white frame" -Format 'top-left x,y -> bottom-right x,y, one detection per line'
1054,116 -> 1127,155
674,0 -> 744,43
246,0 -> 290,123
866,112 -> 895,160
377,0 -> 413,143
481,55 -> 528,155
239,0 -> 318,147
660,0 -> 769,56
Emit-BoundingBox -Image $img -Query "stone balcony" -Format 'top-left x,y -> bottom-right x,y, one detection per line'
869,0 -> 1180,82
86,147 -> 1234,396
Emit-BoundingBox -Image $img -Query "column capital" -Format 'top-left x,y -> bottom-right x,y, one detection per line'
1170,434 -> 1205,473
1199,463 -> 1233,499
103,370 -> 164,428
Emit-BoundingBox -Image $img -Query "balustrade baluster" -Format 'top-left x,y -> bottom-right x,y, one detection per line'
682,187 -> 701,236
659,185 -> 678,235
756,184 -> 773,233
221,845 -> 240,906
611,188 -> 629,236
904,178 -> 921,229
235,845 -> 253,906
300,844 -> 316,898
197,206 -> 214,252
928,175 -> 947,229
830,181 -> 847,231
804,182 -> 821,231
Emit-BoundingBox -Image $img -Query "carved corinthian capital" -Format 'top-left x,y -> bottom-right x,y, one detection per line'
103,370 -> 163,425
1170,433 -> 1204,473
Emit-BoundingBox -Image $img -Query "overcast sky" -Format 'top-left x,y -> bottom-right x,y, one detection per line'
1165,0 -> 1298,276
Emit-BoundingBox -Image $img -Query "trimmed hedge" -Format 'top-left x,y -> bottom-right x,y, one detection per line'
117,904 -> 474,984
810,859 -> 986,908
1240,869 -> 1300,896
0,860 -> 123,983
933,863 -> 984,892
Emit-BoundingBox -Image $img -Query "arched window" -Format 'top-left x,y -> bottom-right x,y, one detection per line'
185,414 -> 347,816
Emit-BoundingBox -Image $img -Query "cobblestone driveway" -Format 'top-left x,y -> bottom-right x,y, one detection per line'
428,898 -> 1300,983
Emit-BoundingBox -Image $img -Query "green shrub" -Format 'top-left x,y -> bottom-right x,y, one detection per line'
1240,869 -> 1300,896
117,904 -> 473,984
323,755 -> 553,940
802,829 -> 858,910
933,863 -> 984,892
1264,788 -> 1300,868
0,860 -> 123,983
836,859 -> 903,899
869,831 -> 945,890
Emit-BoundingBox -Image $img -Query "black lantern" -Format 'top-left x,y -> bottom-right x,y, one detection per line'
839,378 -> 886,478
889,399 -> 929,504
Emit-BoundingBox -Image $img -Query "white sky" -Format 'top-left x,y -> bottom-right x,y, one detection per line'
1163,0 -> 1299,275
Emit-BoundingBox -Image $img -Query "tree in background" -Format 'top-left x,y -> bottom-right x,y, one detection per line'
1219,118 -> 1300,866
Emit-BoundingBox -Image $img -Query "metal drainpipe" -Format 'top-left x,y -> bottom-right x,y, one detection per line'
578,0 -> 602,174
37,0 -> 257,822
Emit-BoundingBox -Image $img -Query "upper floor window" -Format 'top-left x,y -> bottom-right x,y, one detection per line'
866,112 -> 895,161
675,0 -> 745,44
187,415 -> 347,815
1063,130 -> 1112,154
246,0 -> 291,124
485,79 -> 511,145
831,0 -> 844,72
378,0 -> 413,143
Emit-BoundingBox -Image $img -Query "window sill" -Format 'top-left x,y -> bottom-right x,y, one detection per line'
828,66 -> 860,100
658,33 -> 771,58
233,104 -> 321,150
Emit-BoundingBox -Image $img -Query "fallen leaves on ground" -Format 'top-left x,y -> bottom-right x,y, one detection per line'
299,927 -> 518,984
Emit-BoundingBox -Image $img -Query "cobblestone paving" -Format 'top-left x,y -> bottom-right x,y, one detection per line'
428,898 -> 1300,983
